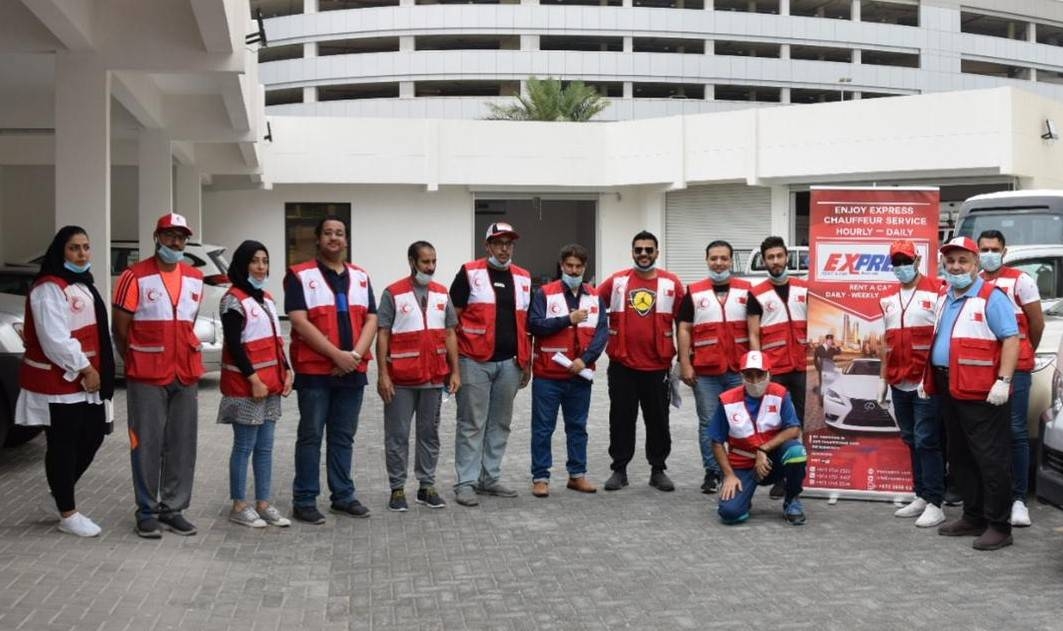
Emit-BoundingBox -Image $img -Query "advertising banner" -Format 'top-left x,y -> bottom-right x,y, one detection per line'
803,187 -> 940,500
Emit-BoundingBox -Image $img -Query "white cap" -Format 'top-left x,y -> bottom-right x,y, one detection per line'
739,350 -> 771,372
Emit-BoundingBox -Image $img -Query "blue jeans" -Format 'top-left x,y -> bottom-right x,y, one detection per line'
892,386 -> 944,506
530,377 -> 592,481
717,439 -> 806,523
230,421 -> 276,502
1010,370 -> 1032,500
292,386 -> 364,508
693,372 -> 742,475
454,357 -> 521,489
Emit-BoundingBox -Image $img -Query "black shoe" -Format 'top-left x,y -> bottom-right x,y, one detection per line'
604,470 -> 629,491
769,480 -> 785,500
701,472 -> 721,494
649,469 -> 675,492
416,486 -> 447,509
158,512 -> 197,536
292,505 -> 326,525
943,488 -> 963,506
135,516 -> 162,539
388,489 -> 408,512
330,499 -> 371,518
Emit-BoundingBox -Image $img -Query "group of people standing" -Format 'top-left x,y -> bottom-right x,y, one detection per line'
13,212 -> 1039,548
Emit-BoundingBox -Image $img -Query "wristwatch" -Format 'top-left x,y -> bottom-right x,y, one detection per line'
996,375 -> 1012,384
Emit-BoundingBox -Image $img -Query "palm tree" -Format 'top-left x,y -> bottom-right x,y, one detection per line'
486,76 -> 610,122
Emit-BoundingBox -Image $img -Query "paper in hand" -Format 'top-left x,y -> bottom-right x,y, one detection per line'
551,352 -> 595,381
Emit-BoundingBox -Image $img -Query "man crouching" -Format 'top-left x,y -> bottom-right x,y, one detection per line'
711,351 -> 808,525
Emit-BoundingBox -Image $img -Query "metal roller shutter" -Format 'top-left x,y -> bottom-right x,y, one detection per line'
665,184 -> 772,285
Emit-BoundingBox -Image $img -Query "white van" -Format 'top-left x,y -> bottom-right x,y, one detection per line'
955,190 -> 1063,246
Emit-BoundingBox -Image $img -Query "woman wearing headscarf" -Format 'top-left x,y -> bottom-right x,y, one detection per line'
15,226 -> 115,537
218,240 -> 293,527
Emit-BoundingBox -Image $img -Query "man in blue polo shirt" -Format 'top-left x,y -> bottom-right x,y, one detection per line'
926,236 -> 1018,551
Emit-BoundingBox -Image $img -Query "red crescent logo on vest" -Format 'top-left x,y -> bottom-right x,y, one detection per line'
550,303 -> 562,314
765,301 -> 777,312
730,412 -> 742,424
698,297 -> 709,308
146,288 -> 160,303
473,277 -> 483,287
250,306 -> 262,319
71,297 -> 85,312
401,304 -> 412,314
308,280 -> 319,290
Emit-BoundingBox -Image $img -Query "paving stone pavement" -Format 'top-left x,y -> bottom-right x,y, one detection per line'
2,359 -> 1063,630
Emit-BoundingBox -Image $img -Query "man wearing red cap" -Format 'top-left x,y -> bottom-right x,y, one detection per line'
710,351 -> 807,525
878,240 -> 946,528
113,212 -> 205,538
926,236 -> 1019,550
449,222 -> 532,506
976,229 -> 1044,527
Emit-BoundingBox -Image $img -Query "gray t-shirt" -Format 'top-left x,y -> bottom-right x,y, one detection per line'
377,283 -> 458,329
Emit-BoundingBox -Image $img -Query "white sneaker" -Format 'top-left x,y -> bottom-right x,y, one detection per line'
914,503 -> 946,528
1010,500 -> 1032,527
894,497 -> 927,518
58,512 -> 101,537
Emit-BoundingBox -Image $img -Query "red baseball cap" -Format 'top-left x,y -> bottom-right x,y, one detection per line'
939,236 -> 977,255
485,222 -> 519,241
889,240 -> 917,259
155,213 -> 193,236
739,350 -> 771,372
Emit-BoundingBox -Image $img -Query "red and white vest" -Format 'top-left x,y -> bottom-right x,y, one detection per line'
981,266 -> 1035,372
20,277 -> 101,395
719,382 -> 788,469
124,257 -> 204,385
532,280 -> 601,380
880,275 -> 940,385
687,277 -> 752,376
288,260 -> 372,375
385,277 -> 451,386
605,269 -> 680,365
751,278 -> 808,374
456,258 -> 532,366
220,287 -> 287,397
924,282 -> 1003,401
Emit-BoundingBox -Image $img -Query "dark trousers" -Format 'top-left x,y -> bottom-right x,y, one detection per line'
771,370 -> 807,427
607,362 -> 670,471
45,402 -> 107,513
935,369 -> 1012,534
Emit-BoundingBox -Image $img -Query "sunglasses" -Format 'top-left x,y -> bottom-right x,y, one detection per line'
633,247 -> 656,255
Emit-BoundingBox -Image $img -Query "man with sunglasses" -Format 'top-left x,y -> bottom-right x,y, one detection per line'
599,231 -> 685,492
449,223 -> 532,506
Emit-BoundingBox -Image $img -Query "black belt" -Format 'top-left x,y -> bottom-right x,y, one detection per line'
932,366 -> 949,375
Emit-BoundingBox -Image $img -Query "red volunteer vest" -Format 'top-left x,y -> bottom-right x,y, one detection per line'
604,269 -> 680,365
981,266 -> 1035,372
687,277 -> 752,376
456,259 -> 531,366
880,275 -> 940,385
385,277 -> 451,386
220,287 -> 287,397
288,260 -> 372,375
751,278 -> 808,374
532,281 -> 601,380
719,382 -> 788,469
924,283 -> 1003,401
20,277 -> 101,395
124,258 -> 205,385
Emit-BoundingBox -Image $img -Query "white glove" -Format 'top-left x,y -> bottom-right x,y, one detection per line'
877,380 -> 889,405
986,380 -> 1011,406
916,382 -> 929,400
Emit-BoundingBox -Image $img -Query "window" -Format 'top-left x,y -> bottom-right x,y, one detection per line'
1010,257 -> 1062,301
861,50 -> 919,68
285,203 -> 353,267
633,38 -> 705,54
790,0 -> 850,19
961,11 -> 1027,40
266,88 -> 303,106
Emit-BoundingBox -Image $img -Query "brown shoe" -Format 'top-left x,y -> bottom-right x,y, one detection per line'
566,477 -> 598,494
937,517 -> 986,537
532,481 -> 550,498
972,527 -> 1013,551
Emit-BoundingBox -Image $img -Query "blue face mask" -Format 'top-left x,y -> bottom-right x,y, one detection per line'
562,273 -> 582,290
64,261 -> 91,274
487,256 -> 511,270
979,251 -> 1003,272
707,268 -> 731,284
892,264 -> 917,284
769,267 -> 789,282
157,244 -> 184,265
248,275 -> 268,290
945,271 -> 975,290
634,261 -> 656,272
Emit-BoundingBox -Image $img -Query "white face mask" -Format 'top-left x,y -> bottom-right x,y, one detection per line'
414,270 -> 433,286
743,376 -> 769,398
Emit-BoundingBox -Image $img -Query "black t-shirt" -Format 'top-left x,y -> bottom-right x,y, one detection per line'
677,283 -> 731,323
746,282 -> 789,318
450,264 -> 518,361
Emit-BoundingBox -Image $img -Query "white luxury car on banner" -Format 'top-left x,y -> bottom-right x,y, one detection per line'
824,358 -> 899,434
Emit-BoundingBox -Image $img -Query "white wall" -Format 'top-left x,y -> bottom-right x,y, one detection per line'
2,166 -> 54,262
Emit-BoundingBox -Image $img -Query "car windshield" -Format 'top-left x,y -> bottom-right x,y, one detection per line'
208,248 -> 229,275
844,360 -> 880,376
0,271 -> 34,297
957,209 -> 1063,246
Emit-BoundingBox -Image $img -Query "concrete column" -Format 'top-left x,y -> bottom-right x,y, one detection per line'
622,0 -> 632,7
1029,22 -> 1037,43
304,0 -> 318,13
779,0 -> 789,15
852,49 -> 861,65
55,53 -> 111,298
175,165 -> 202,239
305,41 -> 317,58
780,43 -> 790,59
706,39 -> 714,56
400,36 -> 415,52
623,36 -> 633,53
303,86 -> 317,103
400,0 -> 415,5
520,0 -> 539,4
623,82 -> 633,98
705,0 -> 712,9
138,130 -> 172,260
520,34 -> 539,51
780,86 -> 791,103
769,186 -> 791,242
851,0 -> 860,22
705,84 -> 714,100
400,81 -> 415,98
